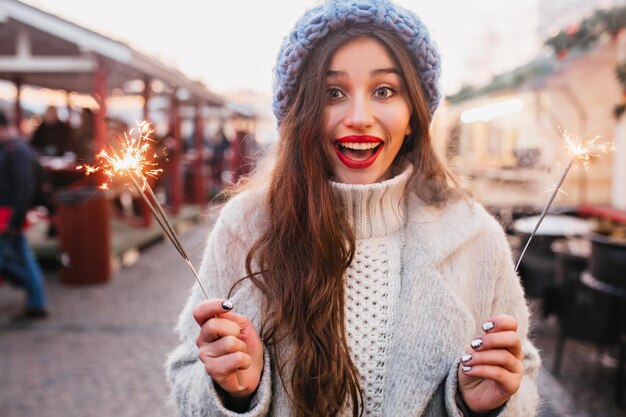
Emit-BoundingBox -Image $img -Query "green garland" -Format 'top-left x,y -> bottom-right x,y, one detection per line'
545,6 -> 626,56
447,58 -> 555,104
447,6 -> 626,110
544,6 -> 626,118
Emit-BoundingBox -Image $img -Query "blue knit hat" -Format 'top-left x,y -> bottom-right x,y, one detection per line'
272,0 -> 442,125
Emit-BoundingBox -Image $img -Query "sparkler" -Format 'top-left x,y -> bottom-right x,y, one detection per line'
80,122 -> 243,386
514,129 -> 614,272
79,122 -> 209,295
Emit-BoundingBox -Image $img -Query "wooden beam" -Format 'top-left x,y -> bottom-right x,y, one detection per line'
170,91 -> 182,214
138,76 -> 153,228
5,0 -> 132,62
194,102 -> 205,205
93,59 -> 107,154
143,76 -> 151,121
0,56 -> 96,72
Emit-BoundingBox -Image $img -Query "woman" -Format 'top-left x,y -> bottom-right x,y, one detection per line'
166,1 -> 540,416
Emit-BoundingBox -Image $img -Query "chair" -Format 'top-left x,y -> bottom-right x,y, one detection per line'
579,271 -> 626,407
551,240 -> 590,374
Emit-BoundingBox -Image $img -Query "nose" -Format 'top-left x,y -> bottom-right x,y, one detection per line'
344,93 -> 374,131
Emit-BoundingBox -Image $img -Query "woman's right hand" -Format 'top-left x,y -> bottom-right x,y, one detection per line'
193,299 -> 264,400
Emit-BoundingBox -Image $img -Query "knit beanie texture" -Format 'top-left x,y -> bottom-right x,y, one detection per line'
272,0 -> 442,125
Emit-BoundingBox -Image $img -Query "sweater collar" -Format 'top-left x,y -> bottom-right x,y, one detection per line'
330,165 -> 413,240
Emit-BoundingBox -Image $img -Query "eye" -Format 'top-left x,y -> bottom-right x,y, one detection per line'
374,86 -> 396,98
326,87 -> 345,100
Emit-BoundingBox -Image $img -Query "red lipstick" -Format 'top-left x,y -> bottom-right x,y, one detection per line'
334,135 -> 384,169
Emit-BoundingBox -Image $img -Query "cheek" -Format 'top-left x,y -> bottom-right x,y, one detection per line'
324,108 -> 342,133
380,107 -> 411,136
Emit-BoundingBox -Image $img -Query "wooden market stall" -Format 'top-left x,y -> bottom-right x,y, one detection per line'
0,0 -> 256,281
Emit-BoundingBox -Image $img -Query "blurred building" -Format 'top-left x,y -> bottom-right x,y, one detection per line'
433,2 -> 626,211
539,0 -> 626,39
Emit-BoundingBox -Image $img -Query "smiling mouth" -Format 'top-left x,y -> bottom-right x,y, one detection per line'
334,135 -> 384,169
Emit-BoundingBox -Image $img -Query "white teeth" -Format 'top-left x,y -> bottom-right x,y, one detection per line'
339,142 -> 380,150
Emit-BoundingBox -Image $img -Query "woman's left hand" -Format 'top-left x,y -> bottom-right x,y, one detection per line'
457,314 -> 524,414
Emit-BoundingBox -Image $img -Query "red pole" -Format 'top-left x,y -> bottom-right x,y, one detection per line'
14,77 -> 23,135
93,59 -> 108,154
66,90 -> 72,124
194,102 -> 205,205
138,76 -> 153,227
143,77 -> 151,121
170,91 -> 182,214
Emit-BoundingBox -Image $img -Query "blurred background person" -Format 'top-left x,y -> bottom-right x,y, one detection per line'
30,106 -> 74,157
73,107 -> 95,163
0,110 -> 49,321
208,126 -> 230,189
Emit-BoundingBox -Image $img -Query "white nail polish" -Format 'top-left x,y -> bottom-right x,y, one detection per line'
482,321 -> 495,332
221,300 -> 234,311
461,354 -> 472,363
470,338 -> 483,350
462,366 -> 472,372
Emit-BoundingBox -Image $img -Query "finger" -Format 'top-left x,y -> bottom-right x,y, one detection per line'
196,317 -> 241,346
193,298 -> 234,326
469,331 -> 522,358
460,364 -> 521,395
480,314 -> 518,333
201,335 -> 248,358
204,351 -> 253,380
460,349 -> 524,374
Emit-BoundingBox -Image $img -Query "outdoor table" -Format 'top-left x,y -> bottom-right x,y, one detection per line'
580,271 -> 626,407
39,155 -> 84,188
551,238 -> 590,288
513,215 -> 593,298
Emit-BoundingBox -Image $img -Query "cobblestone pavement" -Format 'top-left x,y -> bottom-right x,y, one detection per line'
0,220 -> 212,417
0,220 -> 621,417
531,310 -> 626,417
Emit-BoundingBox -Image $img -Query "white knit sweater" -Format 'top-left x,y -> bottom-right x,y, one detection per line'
331,167 -> 411,416
166,167 -> 541,417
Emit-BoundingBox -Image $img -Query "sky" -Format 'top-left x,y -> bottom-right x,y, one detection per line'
21,0 -> 542,98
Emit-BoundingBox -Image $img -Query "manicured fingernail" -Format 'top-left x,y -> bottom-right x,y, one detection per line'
470,338 -> 483,350
482,321 -> 495,332
462,366 -> 472,372
461,354 -> 472,363
221,300 -> 234,311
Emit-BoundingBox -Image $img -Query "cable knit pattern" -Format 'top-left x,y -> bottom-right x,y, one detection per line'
330,168 -> 410,416
272,0 -> 442,124
166,170 -> 541,417
330,165 -> 411,239
344,238 -> 402,416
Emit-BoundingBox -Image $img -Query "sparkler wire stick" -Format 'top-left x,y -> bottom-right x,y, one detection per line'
105,146 -> 190,265
124,157 -> 244,388
126,174 -> 185,256
514,128 -> 613,273
85,123 -> 245,388
514,157 -> 575,272
126,172 -> 209,298
141,179 -> 189,257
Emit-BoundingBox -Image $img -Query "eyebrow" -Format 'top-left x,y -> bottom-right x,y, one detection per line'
326,67 -> 400,77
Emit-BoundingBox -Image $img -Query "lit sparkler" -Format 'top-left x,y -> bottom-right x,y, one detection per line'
514,129 -> 614,272
79,122 -> 208,297
80,122 -> 244,387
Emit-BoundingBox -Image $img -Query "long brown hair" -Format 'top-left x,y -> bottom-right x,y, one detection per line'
239,24 -> 457,417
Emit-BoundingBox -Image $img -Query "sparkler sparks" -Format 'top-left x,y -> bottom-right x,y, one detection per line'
78,122 -> 255,388
78,122 -> 208,299
81,121 -> 163,187
561,128 -> 613,168
515,129 -> 614,272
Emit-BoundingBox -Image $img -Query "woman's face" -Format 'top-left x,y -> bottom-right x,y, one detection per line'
323,36 -> 412,184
